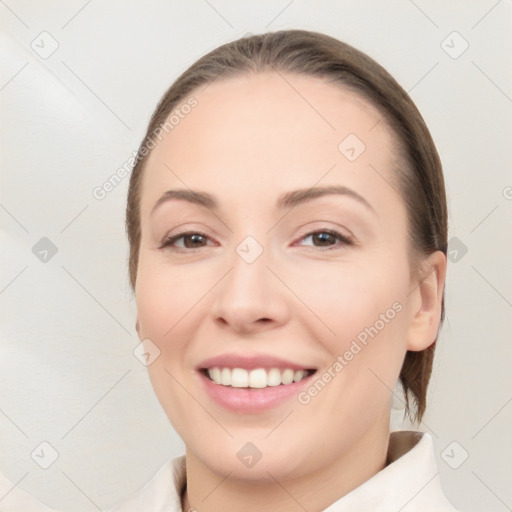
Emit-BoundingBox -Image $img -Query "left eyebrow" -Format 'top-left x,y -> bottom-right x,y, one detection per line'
277,185 -> 376,215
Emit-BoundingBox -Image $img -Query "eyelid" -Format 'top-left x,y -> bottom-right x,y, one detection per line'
292,222 -> 356,244
158,219 -> 220,243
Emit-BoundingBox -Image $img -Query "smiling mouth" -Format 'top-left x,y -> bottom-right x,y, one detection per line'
201,367 -> 317,389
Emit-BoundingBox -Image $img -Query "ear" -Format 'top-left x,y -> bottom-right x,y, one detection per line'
406,250 -> 447,351
135,317 -> 141,339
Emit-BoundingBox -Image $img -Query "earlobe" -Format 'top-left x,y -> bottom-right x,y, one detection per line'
406,251 -> 447,352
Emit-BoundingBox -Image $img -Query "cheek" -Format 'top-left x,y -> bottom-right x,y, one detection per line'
289,254 -> 409,349
135,265 -> 200,431
135,258 -> 208,341
289,256 -> 409,412
135,257 -> 220,416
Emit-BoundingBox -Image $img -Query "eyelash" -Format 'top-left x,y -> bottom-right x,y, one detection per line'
159,229 -> 353,251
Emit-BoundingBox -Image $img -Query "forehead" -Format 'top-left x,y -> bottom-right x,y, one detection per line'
140,71 -> 402,217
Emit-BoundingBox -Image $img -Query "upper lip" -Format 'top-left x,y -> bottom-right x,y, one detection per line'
197,353 -> 316,371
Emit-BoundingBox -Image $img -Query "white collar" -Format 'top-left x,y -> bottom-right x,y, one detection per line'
109,430 -> 459,511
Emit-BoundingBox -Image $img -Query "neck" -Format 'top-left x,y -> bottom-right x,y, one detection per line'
183,420 -> 390,512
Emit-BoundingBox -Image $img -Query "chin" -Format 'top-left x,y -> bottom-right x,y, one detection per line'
195,440 -> 309,482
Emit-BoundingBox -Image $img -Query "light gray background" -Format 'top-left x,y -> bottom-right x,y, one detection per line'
1,1 -> 511,511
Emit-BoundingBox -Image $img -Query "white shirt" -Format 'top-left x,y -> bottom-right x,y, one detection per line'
0,431 -> 460,511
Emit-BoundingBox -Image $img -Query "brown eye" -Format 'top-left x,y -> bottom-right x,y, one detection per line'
311,232 -> 337,246
297,229 -> 352,250
182,234 -> 207,248
161,232 -> 210,249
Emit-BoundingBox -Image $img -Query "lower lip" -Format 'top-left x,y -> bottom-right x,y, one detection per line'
199,372 -> 315,412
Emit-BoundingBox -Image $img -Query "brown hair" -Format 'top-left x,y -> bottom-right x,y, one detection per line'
126,29 -> 447,423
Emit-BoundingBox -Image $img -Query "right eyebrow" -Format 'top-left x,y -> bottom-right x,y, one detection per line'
151,189 -> 218,216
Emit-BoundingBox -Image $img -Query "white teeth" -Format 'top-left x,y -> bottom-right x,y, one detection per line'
206,367 -> 311,388
209,367 -> 221,384
248,368 -> 267,388
231,368 -> 249,388
221,368 -> 231,386
281,369 -> 294,385
267,368 -> 282,387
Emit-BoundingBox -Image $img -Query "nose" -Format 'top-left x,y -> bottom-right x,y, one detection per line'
209,246 -> 291,335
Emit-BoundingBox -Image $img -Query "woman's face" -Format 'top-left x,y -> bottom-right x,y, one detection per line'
135,72 -> 424,480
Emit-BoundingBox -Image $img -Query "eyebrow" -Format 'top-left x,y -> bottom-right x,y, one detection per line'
278,185 -> 375,213
151,185 -> 375,215
151,189 -> 217,214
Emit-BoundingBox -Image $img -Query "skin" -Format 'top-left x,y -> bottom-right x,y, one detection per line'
134,71 -> 446,511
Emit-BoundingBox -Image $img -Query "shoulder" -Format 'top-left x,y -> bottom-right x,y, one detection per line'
386,431 -> 461,511
322,431 -> 461,511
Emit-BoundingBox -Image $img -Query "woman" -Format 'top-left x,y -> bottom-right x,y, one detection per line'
0,29 -> 458,511
117,29 -> 457,511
